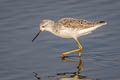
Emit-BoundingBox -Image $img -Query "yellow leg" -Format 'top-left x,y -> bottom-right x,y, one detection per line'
61,49 -> 80,58
78,52 -> 82,57
75,39 -> 83,50
61,39 -> 83,58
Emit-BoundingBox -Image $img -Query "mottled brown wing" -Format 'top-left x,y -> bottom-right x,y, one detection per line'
58,18 -> 98,29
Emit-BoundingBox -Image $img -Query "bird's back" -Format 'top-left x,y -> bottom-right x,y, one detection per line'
58,18 -> 106,30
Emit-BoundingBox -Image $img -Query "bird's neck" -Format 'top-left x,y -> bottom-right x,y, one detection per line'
45,23 -> 55,33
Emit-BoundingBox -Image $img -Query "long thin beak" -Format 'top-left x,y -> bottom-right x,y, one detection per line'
32,30 -> 42,42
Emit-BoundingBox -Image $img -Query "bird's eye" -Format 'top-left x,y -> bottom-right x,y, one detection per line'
42,26 -> 45,28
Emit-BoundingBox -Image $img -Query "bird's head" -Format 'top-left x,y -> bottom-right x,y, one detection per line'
40,19 -> 54,32
32,19 -> 54,42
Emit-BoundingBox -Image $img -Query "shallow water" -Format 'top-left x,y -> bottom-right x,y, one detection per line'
0,0 -> 120,80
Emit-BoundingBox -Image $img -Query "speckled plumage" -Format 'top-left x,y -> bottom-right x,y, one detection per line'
38,18 -> 107,39
58,18 -> 103,29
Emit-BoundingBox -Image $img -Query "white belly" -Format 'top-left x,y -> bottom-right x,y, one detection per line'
51,25 -> 102,39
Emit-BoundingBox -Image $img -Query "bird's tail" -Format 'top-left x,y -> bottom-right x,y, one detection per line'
99,21 -> 107,26
95,21 -> 107,28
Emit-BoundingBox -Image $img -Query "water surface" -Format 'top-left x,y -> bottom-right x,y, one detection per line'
0,0 -> 120,80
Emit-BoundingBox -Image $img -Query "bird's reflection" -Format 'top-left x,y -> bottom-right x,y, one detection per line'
54,53 -> 96,80
59,55 -> 83,75
33,52 -> 96,80
33,72 -> 40,80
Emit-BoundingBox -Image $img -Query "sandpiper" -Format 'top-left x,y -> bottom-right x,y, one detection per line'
32,18 -> 107,58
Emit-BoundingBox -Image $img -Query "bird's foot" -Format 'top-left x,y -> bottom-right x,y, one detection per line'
61,54 -> 65,59
78,51 -> 82,57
